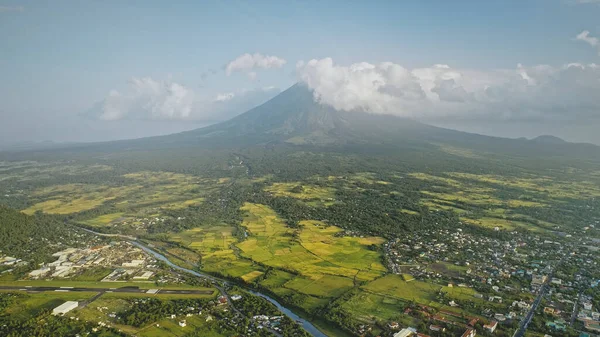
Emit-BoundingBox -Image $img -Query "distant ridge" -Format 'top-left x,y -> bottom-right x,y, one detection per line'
2,83 -> 599,167
531,135 -> 567,144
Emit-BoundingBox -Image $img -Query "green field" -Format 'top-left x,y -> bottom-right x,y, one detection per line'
236,203 -> 385,285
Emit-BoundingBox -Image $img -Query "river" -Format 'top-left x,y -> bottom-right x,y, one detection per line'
130,241 -> 328,337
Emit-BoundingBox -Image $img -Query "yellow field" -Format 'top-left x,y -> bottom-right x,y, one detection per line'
241,270 -> 264,282
81,212 -> 125,226
264,182 -> 335,200
22,171 -> 215,215
236,203 -> 386,295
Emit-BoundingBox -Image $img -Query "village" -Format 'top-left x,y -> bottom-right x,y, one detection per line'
382,225 -> 600,337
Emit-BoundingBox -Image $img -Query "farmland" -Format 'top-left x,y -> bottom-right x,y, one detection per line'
2,157 -> 600,337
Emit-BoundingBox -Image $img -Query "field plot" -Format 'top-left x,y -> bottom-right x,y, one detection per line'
1,291 -> 97,322
169,225 -> 259,278
264,182 -> 335,201
363,275 -> 442,307
21,170 -> 216,216
236,203 -> 386,297
81,212 -> 126,227
23,183 -> 140,214
341,291 -> 407,323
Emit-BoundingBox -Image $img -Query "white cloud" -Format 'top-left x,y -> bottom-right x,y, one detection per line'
226,53 -> 287,77
297,58 -> 600,122
0,6 -> 24,13
97,77 -> 194,121
576,30 -> 600,56
87,78 -> 280,122
215,92 -> 235,102
576,30 -> 599,47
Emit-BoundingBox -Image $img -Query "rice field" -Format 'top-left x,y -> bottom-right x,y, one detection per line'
235,203 -> 386,297
264,182 -> 335,201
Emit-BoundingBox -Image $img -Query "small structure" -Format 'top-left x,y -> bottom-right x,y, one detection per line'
179,320 -> 187,327
461,328 -> 476,337
483,321 -> 498,333
231,294 -> 242,301
394,327 -> 417,337
52,301 -> 79,316
429,325 -> 445,332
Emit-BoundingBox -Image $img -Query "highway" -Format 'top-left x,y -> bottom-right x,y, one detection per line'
0,285 -> 214,295
512,261 -> 561,337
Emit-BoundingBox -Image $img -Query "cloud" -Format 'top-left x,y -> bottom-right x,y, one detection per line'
226,53 -> 287,78
94,77 -> 194,121
297,58 -> 600,123
0,6 -> 24,13
85,78 -> 280,122
568,0 -> 600,4
215,92 -> 235,102
576,30 -> 600,55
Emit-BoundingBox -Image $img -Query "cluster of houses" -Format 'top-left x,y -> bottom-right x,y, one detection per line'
27,241 -> 157,280
381,227 -> 584,336
577,297 -> 600,333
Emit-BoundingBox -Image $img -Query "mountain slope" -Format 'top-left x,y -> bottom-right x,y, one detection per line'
2,83 -> 599,168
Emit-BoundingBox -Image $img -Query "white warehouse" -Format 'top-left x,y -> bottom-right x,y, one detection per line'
52,301 -> 79,316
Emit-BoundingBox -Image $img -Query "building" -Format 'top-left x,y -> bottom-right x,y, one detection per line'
461,328 -> 476,337
52,301 -> 78,316
532,274 -> 548,286
179,320 -> 187,327
429,325 -> 445,332
394,327 -> 417,337
483,321 -> 498,333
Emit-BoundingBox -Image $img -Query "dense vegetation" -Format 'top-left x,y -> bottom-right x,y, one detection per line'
0,205 -> 94,264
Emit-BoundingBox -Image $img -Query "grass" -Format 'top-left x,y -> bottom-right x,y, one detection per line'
231,203 -> 386,298
264,182 -> 335,201
240,270 -> 263,282
236,204 -> 386,282
81,212 -> 125,227
70,267 -> 113,281
341,291 -> 406,322
1,291 -> 97,321
362,275 -> 442,308
283,275 -> 354,298
22,171 -> 215,215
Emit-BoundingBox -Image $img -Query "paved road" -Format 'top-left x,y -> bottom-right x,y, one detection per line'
0,285 -> 214,295
571,291 -> 583,326
512,262 -> 561,337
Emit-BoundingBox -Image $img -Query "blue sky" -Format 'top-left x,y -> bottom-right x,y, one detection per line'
2,0 -> 600,144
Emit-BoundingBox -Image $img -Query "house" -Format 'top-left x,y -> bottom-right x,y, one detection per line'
231,294 -> 242,301
179,320 -> 186,327
546,319 -> 567,332
544,307 -> 556,315
532,274 -> 547,286
484,321 -> 498,333
52,301 -> 78,316
217,296 -> 228,305
394,327 -> 417,337
388,322 -> 400,330
583,303 -> 593,311
429,325 -> 445,332
461,328 -> 476,337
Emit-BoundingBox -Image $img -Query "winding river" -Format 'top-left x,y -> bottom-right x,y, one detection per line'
130,240 -> 328,337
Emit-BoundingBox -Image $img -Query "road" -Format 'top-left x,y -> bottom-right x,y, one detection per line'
0,285 -> 214,295
571,291 -> 583,326
512,261 -> 561,337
